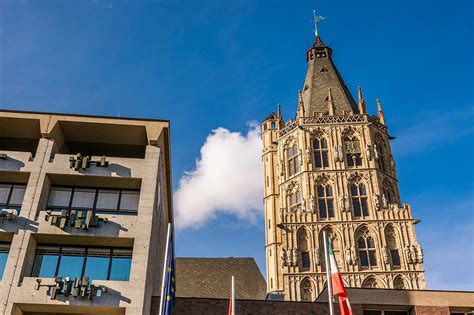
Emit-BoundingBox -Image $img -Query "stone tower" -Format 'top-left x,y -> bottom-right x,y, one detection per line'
261,35 -> 426,301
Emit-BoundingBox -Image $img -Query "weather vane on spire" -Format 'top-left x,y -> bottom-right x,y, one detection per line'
312,9 -> 325,37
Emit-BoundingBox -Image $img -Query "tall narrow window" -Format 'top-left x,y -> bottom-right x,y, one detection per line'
300,278 -> 314,301
344,135 -> 362,167
317,184 -> 334,219
288,191 -> 302,212
313,138 -> 329,168
377,142 -> 387,172
385,226 -> 401,268
351,183 -> 369,218
298,229 -> 310,270
358,234 -> 377,269
287,145 -> 300,177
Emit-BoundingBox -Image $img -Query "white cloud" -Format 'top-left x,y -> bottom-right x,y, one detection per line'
174,123 -> 263,230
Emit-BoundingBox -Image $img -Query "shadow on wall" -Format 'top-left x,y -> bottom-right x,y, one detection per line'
0,157 -> 25,172
78,164 -> 132,178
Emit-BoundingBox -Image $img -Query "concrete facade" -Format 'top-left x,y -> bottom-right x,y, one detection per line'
261,35 -> 426,301
0,110 -> 173,314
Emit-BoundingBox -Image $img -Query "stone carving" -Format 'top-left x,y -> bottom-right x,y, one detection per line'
382,194 -> 388,208
292,248 -> 298,266
280,249 -> 288,267
333,145 -> 343,162
416,245 -> 424,264
338,194 -> 349,212
278,161 -> 284,177
382,246 -> 389,264
286,248 -> 294,267
309,195 -> 315,212
404,245 -> 415,264
410,245 -> 417,264
314,248 -> 321,265
373,144 -> 379,160
299,149 -> 303,165
306,148 -> 311,163
373,194 -> 381,211
350,245 -> 358,265
345,245 -> 358,265
365,145 -> 373,160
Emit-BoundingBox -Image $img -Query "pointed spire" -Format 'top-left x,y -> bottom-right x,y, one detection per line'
358,86 -> 367,114
327,88 -> 335,116
277,103 -> 282,118
297,90 -> 305,118
377,98 -> 385,125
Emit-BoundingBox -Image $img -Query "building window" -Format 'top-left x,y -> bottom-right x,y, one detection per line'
317,184 -> 334,219
288,191 -> 302,212
313,138 -> 329,168
0,243 -> 10,279
298,228 -> 310,271
358,236 -> 377,269
300,278 -> 314,301
47,187 -> 140,215
287,145 -> 300,177
301,252 -> 311,268
31,245 -> 132,281
393,277 -> 407,289
385,226 -> 401,268
0,183 -> 26,212
344,135 -> 362,167
350,183 -> 369,218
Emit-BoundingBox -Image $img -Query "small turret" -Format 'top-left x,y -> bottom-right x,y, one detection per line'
358,86 -> 367,114
377,98 -> 385,125
327,88 -> 335,116
297,90 -> 305,118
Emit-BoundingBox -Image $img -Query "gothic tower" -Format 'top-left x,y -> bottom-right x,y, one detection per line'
261,34 -> 426,301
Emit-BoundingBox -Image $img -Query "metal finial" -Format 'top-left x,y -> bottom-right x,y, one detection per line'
312,9 -> 325,37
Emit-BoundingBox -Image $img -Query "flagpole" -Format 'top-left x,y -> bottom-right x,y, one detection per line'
323,231 -> 335,315
159,223 -> 172,315
231,275 -> 235,315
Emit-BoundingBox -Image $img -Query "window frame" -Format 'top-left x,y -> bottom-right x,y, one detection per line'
286,145 -> 300,177
350,183 -> 369,219
358,235 -> 378,269
0,183 -> 27,212
0,242 -> 11,280
288,191 -> 302,212
31,244 -> 133,281
312,137 -> 329,169
46,186 -> 140,215
317,184 -> 334,220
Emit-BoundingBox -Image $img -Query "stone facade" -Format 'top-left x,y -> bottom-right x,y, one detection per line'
261,35 -> 426,301
0,110 -> 173,314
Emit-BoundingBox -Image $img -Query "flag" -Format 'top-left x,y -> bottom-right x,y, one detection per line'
160,226 -> 175,315
228,295 -> 232,315
228,275 -> 235,315
327,240 -> 352,315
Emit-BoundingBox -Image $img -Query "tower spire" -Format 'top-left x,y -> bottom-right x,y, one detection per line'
312,10 -> 325,38
358,85 -> 367,114
377,98 -> 385,125
327,88 -> 335,116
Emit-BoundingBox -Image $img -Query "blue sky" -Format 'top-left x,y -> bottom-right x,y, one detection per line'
1,0 -> 473,290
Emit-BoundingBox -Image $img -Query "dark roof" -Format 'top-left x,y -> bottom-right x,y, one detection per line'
302,35 -> 358,116
175,257 -> 267,300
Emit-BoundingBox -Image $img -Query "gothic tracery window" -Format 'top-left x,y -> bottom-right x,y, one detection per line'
358,230 -> 378,269
385,226 -> 401,268
320,229 -> 342,271
288,190 -> 302,212
300,278 -> 314,301
393,276 -> 407,289
287,144 -> 300,177
317,184 -> 334,219
298,228 -> 310,270
362,277 -> 378,288
344,133 -> 362,167
312,137 -> 329,168
350,183 -> 369,218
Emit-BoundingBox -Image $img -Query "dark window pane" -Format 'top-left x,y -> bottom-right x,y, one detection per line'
0,251 -> 8,279
317,185 -> 325,197
369,251 -> 377,266
84,248 -> 111,281
313,139 -> 320,149
96,190 -> 119,211
326,186 -> 333,196
347,155 -> 354,167
359,251 -> 368,267
47,188 -> 72,208
110,257 -> 132,281
327,200 -> 334,217
314,153 -> 322,168
322,152 -> 329,167
0,185 -> 10,204
9,185 -> 26,206
360,184 -> 367,195
361,198 -> 369,216
353,200 -> 361,217
319,200 -> 327,218
31,254 -> 59,277
367,237 -> 375,248
391,250 -> 401,266
302,252 -> 310,268
57,248 -> 85,278
350,184 -> 358,196
321,138 -> 328,149
358,238 -> 366,249
71,189 -> 95,209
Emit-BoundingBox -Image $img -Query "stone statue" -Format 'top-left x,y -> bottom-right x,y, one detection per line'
410,245 -> 418,264
306,148 -> 311,162
373,194 -> 381,211
286,248 -> 293,267
345,247 -> 352,265
314,248 -> 321,265
292,248 -> 298,266
366,145 -> 373,160
350,245 -> 358,265
338,146 -> 343,162
333,146 -> 340,162
416,245 -> 424,263
309,195 -> 315,212
382,194 -> 388,208
280,249 -> 287,266
382,246 -> 389,264
404,245 -> 413,264
373,144 -> 379,160
338,195 -> 345,212
278,161 -> 284,177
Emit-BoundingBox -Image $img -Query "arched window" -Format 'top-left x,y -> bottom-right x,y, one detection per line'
350,183 -> 369,218
376,142 -> 387,172
298,229 -> 310,270
358,231 -> 377,269
320,229 -> 342,271
313,138 -> 329,168
300,278 -> 314,301
344,134 -> 362,167
393,276 -> 407,289
317,184 -> 334,219
385,226 -> 401,268
287,145 -> 300,177
288,191 -> 302,212
362,277 -> 378,288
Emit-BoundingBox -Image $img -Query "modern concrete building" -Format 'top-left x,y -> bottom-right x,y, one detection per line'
261,34 -> 426,300
0,110 -> 173,314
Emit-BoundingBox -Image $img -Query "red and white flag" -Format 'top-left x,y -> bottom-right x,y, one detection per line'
327,240 -> 353,315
